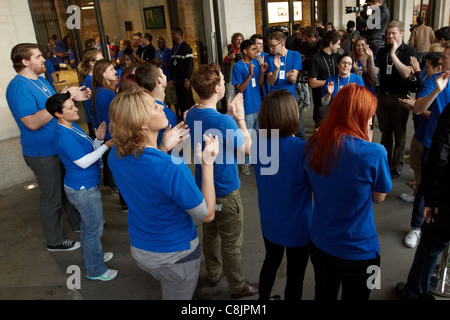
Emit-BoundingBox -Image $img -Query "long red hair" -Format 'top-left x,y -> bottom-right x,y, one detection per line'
305,83 -> 377,176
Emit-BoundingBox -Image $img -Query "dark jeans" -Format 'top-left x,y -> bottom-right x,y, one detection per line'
174,78 -> 195,116
23,154 -> 81,246
258,236 -> 309,301
103,149 -> 127,208
309,242 -> 380,300
376,93 -> 410,170
401,207 -> 450,299
411,147 -> 430,229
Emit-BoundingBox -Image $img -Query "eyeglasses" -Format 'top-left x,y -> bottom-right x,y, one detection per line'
268,42 -> 282,49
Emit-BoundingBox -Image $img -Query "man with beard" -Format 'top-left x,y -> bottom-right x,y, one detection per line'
6,43 -> 91,252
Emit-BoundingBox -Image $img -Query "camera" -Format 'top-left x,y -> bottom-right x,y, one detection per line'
345,5 -> 367,14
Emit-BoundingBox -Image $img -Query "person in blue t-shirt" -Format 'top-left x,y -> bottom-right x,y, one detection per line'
351,37 -> 377,95
77,49 -> 103,138
321,54 -> 365,108
91,59 -> 124,203
404,44 -> 450,249
45,37 -> 65,70
253,90 -> 313,301
185,63 -> 259,299
108,87 -> 216,300
304,84 -> 392,300
232,39 -> 268,176
134,62 -> 178,147
46,92 -> 117,281
6,43 -> 91,252
266,31 -> 306,140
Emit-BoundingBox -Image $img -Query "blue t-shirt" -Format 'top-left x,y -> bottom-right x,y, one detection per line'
55,123 -> 101,190
95,87 -> 116,140
232,59 -> 263,115
6,75 -> 57,157
321,73 -> 365,100
266,50 -> 302,100
304,136 -> 392,260
108,146 -> 203,252
156,47 -> 172,79
156,99 -> 178,146
45,42 -> 65,66
352,60 -> 375,94
417,73 -> 450,149
81,74 -> 98,128
186,107 -> 246,198
44,60 -> 57,91
253,136 -> 313,247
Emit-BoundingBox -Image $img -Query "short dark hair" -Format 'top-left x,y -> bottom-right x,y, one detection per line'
85,38 -> 96,48
191,63 -> 222,100
10,43 -> 41,72
425,52 -> 442,69
135,62 -> 160,92
258,90 -> 299,138
347,20 -> 355,29
45,92 -> 71,118
435,26 -> 450,41
322,30 -> 342,48
240,39 -> 255,53
143,33 -> 153,42
172,27 -> 183,36
303,26 -> 319,39
250,34 -> 263,42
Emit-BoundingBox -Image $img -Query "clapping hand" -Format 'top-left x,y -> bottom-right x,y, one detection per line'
195,134 -> 219,166
63,86 -> 92,102
327,81 -> 335,95
159,121 -> 190,153
227,93 -> 245,121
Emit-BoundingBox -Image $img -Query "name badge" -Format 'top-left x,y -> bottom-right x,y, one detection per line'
358,68 -> 363,77
279,70 -> 286,80
251,78 -> 256,87
386,64 -> 393,75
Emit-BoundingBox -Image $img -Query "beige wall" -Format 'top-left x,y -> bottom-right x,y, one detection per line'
0,0 -> 37,189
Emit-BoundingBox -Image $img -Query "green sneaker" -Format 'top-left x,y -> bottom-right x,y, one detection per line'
87,269 -> 118,281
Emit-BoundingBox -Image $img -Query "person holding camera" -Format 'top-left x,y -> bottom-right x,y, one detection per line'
354,0 -> 390,56
223,33 -> 244,102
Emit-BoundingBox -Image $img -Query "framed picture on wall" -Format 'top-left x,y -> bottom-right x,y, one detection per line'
143,6 -> 166,29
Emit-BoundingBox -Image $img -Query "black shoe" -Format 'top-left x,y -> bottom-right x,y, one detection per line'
47,239 -> 80,252
391,168 -> 401,179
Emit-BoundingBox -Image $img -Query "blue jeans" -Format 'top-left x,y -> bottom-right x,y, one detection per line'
410,147 -> 429,229
64,184 -> 108,277
244,112 -> 259,166
401,206 -> 450,299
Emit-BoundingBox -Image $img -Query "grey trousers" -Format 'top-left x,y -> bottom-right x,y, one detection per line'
23,154 -> 81,246
131,246 -> 201,300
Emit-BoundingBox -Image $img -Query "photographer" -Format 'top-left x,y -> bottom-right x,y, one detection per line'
354,0 -> 390,56
223,33 -> 244,101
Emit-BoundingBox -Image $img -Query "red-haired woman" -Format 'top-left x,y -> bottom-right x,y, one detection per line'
303,83 -> 392,300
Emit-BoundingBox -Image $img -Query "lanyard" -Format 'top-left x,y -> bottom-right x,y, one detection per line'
322,55 -> 335,77
337,75 -> 350,89
243,61 -> 255,80
24,76 -> 52,98
59,123 -> 94,147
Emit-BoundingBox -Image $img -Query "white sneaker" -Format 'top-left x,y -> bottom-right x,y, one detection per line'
400,193 -> 415,203
104,252 -> 114,263
87,269 -> 118,281
241,165 -> 250,176
404,229 -> 421,248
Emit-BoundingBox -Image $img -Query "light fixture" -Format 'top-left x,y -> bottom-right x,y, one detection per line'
81,6 -> 94,10
24,183 -> 38,190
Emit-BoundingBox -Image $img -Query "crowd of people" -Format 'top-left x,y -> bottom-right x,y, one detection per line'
5,6 -> 450,301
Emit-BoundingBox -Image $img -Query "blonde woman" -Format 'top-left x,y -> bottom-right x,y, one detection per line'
108,88 -> 218,300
